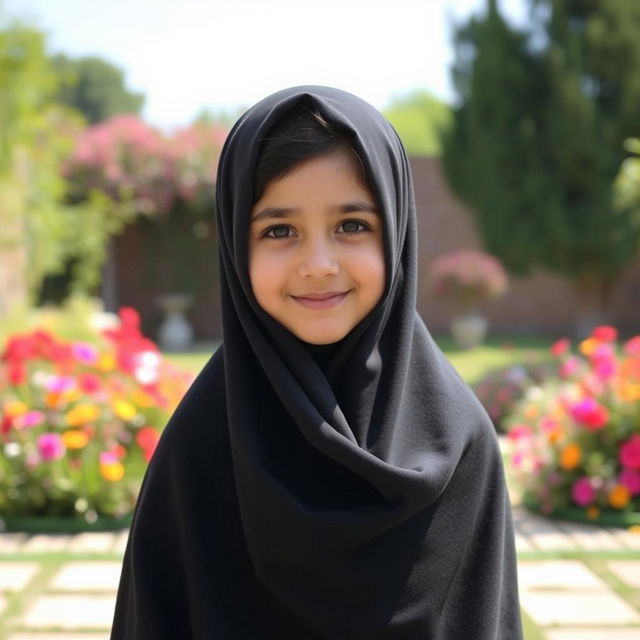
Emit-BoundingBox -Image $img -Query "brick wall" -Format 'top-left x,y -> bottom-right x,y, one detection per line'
110,157 -> 640,341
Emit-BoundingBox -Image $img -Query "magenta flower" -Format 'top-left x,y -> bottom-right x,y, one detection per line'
71,342 -> 98,365
572,477 -> 596,506
15,410 -> 45,429
570,397 -> 608,430
37,433 -> 65,461
619,469 -> 640,496
46,375 -> 75,393
620,434 -> 640,470
99,451 -> 119,465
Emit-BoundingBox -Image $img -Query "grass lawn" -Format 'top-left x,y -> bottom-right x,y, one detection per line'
163,334 -> 554,385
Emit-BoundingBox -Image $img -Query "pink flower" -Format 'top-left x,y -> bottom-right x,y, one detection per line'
592,326 -> 618,342
619,469 -> 640,496
99,451 -> 119,465
46,375 -> 75,393
14,410 -> 45,429
508,424 -> 532,441
551,338 -> 571,357
619,434 -> 640,470
624,336 -> 640,356
572,477 -> 596,506
559,357 -> 580,379
37,433 -> 65,461
77,372 -> 102,393
570,397 -> 609,430
71,342 -> 98,364
594,359 -> 616,380
539,418 -> 559,433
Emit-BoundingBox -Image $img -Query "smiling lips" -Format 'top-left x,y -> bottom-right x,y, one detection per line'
291,291 -> 350,310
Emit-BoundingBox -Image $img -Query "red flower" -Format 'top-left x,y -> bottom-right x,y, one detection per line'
620,434 -> 640,470
2,335 -> 36,363
136,426 -> 159,450
77,372 -> 102,393
551,338 -> 571,357
591,326 -> 618,342
570,398 -> 609,430
8,362 -> 27,386
119,307 -> 140,328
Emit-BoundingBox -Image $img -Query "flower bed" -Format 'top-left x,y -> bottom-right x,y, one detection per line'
506,327 -> 640,526
0,307 -> 193,529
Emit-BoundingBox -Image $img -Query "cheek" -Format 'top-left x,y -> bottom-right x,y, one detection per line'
249,247 -> 285,299
350,244 -> 385,297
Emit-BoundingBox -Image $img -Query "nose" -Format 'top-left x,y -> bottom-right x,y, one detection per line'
297,236 -> 339,279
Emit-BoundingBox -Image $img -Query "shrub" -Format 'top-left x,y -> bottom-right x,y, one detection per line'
506,327 -> 640,519
0,307 -> 193,521
426,249 -> 508,311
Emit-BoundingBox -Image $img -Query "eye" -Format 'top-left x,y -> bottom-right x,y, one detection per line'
337,219 -> 370,234
262,224 -> 295,239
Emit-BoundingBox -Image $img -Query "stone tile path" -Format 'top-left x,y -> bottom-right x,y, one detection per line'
0,509 -> 639,639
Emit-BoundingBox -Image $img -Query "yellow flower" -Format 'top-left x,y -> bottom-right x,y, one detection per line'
100,462 -> 125,482
62,388 -> 82,403
618,383 -> 640,403
113,400 -> 136,421
97,352 -> 116,372
62,429 -> 89,449
65,403 -> 100,426
560,443 -> 581,470
579,337 -> 598,356
524,405 -> 539,420
131,389 -> 155,408
4,401 -> 28,417
608,484 -> 630,510
586,506 -> 600,520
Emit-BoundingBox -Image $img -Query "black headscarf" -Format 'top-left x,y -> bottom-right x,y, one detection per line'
111,86 -> 523,639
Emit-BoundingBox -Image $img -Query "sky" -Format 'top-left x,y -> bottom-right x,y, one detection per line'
2,0 -> 528,130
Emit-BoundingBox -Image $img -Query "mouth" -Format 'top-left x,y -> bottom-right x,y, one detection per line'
291,290 -> 350,310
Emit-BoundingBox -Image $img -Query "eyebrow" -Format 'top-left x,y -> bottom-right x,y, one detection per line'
250,200 -> 379,223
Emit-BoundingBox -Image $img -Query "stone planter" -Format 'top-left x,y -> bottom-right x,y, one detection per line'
450,311 -> 488,350
157,293 -> 194,351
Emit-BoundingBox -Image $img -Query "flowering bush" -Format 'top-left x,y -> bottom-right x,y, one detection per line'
0,307 -> 193,522
426,249 -> 508,310
506,326 -> 640,521
64,115 -> 227,216
473,362 -> 553,432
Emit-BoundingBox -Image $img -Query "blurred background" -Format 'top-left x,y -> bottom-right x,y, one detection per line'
1,1 -> 640,639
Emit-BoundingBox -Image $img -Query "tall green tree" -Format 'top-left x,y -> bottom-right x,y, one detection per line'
0,22 -> 131,314
442,0 -> 640,333
52,54 -> 144,124
383,90 -> 451,156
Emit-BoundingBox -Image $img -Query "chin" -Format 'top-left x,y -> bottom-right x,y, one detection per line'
294,327 -> 349,345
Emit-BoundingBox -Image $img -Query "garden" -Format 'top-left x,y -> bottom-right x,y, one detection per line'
2,4 -> 640,637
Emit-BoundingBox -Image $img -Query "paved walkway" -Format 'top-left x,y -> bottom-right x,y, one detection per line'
0,508 -> 639,639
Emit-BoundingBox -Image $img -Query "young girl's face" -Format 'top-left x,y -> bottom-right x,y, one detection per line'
249,152 -> 385,345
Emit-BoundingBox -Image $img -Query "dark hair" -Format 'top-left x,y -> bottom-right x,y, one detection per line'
253,103 -> 371,203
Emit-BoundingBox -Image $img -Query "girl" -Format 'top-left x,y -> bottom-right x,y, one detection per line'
110,86 -> 523,639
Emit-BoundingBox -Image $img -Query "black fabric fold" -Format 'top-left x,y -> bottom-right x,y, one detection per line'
111,85 -> 523,639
